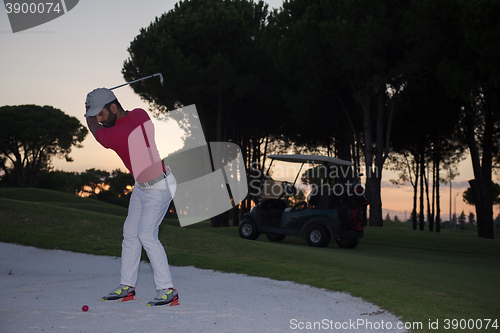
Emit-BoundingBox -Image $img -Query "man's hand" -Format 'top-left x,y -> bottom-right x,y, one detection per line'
86,116 -> 104,138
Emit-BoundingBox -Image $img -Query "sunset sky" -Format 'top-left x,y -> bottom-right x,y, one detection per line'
1,0 -> 493,221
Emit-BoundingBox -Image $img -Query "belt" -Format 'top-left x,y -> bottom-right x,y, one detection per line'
137,168 -> 171,188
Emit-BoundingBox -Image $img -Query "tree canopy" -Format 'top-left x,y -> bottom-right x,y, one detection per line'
0,105 -> 87,187
122,0 -> 277,141
266,0 -> 412,226
123,0 -> 289,226
120,0 -> 500,236
463,182 -> 500,207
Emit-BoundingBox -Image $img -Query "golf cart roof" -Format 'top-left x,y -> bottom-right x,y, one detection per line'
268,154 -> 353,166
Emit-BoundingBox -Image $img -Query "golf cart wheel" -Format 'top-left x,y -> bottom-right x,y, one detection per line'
306,225 -> 331,247
239,219 -> 260,240
266,233 -> 286,242
336,238 -> 359,249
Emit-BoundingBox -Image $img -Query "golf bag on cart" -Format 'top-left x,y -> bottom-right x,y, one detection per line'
334,182 -> 369,232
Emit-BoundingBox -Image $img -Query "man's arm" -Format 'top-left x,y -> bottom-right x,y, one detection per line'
86,116 -> 104,138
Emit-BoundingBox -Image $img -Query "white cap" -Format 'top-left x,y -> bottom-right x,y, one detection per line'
84,88 -> 116,118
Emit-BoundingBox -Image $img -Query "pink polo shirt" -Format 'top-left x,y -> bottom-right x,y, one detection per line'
95,108 -> 165,182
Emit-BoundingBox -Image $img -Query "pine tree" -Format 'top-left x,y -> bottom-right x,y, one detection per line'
458,211 -> 467,229
468,212 -> 475,227
451,213 -> 457,229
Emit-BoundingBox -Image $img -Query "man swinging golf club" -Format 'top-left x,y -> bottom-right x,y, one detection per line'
84,77 -> 178,307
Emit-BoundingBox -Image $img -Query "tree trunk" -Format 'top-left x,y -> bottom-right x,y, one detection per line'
435,156 -> 441,232
419,151 -> 425,231
425,164 -> 433,231
412,154 -> 419,230
366,174 -> 382,226
465,104 -> 494,239
28,154 -> 43,188
12,149 -> 25,186
363,88 -> 386,227
210,95 -> 231,228
216,93 -> 223,142
233,203 -> 240,226
239,199 -> 246,221
469,179 -> 492,236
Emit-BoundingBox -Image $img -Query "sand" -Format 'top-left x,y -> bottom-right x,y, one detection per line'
0,242 -> 406,332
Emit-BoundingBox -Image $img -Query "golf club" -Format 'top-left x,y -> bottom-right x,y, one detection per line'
110,73 -> 164,90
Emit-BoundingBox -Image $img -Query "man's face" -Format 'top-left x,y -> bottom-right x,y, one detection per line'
96,106 -> 117,128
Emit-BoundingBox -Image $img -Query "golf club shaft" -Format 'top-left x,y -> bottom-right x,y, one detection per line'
110,73 -> 163,90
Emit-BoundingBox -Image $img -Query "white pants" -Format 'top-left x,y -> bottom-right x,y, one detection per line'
120,173 -> 176,290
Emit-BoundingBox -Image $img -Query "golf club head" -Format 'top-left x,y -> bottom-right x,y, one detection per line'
158,73 -> 164,86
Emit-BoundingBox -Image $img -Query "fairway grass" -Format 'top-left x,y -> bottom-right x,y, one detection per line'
0,188 -> 499,332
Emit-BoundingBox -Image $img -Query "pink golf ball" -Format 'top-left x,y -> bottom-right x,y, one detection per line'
82,305 -> 89,312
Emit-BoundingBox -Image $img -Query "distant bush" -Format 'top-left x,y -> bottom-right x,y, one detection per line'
37,170 -> 82,194
94,189 -> 131,208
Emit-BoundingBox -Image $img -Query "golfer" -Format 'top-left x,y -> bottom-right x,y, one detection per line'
85,88 -> 178,306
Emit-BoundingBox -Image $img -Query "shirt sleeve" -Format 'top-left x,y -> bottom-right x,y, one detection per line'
135,108 -> 151,122
95,128 -> 111,149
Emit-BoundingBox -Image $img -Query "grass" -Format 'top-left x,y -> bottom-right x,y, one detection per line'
0,187 -> 128,217
0,188 -> 499,332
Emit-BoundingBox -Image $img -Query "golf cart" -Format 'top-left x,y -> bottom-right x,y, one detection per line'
238,154 -> 368,248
